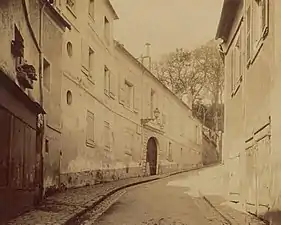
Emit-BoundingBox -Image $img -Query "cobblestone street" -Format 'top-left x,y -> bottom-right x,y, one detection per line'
7,166 -> 266,225
70,168 -> 264,225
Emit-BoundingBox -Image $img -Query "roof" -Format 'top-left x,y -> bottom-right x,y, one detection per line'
0,69 -> 45,115
46,1 -> 71,30
106,0 -> 119,20
215,0 -> 242,41
114,40 -> 193,114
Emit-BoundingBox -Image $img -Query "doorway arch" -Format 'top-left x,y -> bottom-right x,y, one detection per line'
146,137 -> 158,175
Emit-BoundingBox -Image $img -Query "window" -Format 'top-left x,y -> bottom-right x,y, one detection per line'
231,32 -> 242,94
253,0 -> 269,47
246,0 -> 269,66
89,0 -> 95,19
104,122 -> 110,149
168,142 -> 172,161
86,111 -> 95,147
43,58 -> 51,91
45,139 -> 49,153
195,125 -> 201,145
104,17 -> 110,43
124,80 -> 133,108
150,89 -> 155,117
88,47 -> 94,77
67,42 -> 73,57
12,25 -> 24,64
246,5 -> 252,64
104,66 -> 110,95
66,0 -> 75,10
66,90 -> 72,105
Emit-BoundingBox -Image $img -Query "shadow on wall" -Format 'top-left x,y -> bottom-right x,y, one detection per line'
202,134 -> 220,165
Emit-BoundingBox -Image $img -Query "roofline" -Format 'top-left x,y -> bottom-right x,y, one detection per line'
114,40 -> 193,113
215,0 -> 242,41
106,0 -> 119,20
46,2 -> 71,30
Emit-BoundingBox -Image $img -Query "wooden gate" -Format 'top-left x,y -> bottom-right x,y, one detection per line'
0,72 -> 44,222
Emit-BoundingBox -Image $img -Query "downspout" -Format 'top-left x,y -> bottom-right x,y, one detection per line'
39,0 -> 47,197
22,0 -> 47,202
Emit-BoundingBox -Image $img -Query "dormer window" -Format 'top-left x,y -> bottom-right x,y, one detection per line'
104,16 -> 110,44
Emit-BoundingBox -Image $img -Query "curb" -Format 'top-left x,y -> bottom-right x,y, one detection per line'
64,175 -> 164,225
201,195 -> 266,225
201,195 -> 232,225
64,164 -> 220,225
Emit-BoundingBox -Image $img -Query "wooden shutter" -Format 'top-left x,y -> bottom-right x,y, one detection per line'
246,5 -> 251,64
133,85 -> 140,112
104,122 -> 110,149
119,74 -> 125,104
86,111 -> 95,146
81,38 -> 89,70
261,0 -> 269,38
110,72 -> 116,99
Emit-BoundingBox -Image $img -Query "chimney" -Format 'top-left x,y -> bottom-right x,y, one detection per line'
142,43 -> 152,71
145,43 -> 151,58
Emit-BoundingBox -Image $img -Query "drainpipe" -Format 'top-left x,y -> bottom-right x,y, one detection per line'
39,0 -> 47,197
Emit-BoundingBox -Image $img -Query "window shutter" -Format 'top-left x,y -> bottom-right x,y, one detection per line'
133,86 -> 140,112
261,0 -> 269,38
246,5 -> 251,64
119,74 -> 125,104
110,72 -> 116,98
81,38 -> 89,70
86,111 -> 95,145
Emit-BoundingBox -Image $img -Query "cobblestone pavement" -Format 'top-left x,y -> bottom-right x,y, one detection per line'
73,170 -> 264,225
90,175 -> 231,225
7,175 -> 165,225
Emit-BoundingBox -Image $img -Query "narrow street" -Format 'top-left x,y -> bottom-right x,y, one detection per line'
71,171 -> 236,225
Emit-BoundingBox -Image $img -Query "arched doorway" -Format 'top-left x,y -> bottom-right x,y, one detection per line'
146,137 -> 158,175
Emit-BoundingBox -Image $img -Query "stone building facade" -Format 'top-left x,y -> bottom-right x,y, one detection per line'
216,0 -> 281,219
45,0 -> 204,189
0,0 -> 69,221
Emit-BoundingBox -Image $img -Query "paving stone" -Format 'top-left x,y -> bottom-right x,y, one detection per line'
7,175 -> 165,225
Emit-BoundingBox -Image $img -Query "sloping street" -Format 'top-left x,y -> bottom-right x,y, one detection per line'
67,167 -> 264,225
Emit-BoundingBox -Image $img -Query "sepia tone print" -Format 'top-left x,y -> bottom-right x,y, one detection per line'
0,0 -> 280,224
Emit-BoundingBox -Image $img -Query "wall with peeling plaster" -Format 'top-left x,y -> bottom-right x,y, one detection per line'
56,0 -> 203,189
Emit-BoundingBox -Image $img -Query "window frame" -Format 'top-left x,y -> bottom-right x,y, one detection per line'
104,16 -> 110,44
66,0 -> 76,16
88,47 -> 94,78
104,121 -> 110,150
247,0 -> 269,67
231,29 -> 243,97
168,142 -> 172,162
88,0 -> 95,20
43,58 -> 51,92
86,110 -> 95,148
124,80 -> 134,109
104,66 -> 110,96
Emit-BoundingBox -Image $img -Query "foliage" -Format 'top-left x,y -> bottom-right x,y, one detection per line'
152,39 -> 224,130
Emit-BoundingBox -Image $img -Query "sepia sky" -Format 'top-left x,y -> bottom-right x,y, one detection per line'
111,0 -> 224,60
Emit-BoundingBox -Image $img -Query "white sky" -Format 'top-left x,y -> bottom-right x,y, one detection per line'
111,0 -> 224,60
